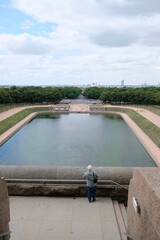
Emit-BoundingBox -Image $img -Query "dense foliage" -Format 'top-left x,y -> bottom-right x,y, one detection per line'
83,87 -> 105,99
61,86 -> 82,99
83,87 -> 160,105
0,86 -> 82,104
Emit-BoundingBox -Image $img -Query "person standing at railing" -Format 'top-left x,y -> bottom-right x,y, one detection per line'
83,165 -> 98,203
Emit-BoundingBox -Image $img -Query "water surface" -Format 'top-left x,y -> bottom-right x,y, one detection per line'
0,113 -> 156,167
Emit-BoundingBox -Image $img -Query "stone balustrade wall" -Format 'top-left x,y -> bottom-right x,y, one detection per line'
0,166 -> 134,201
0,166 -> 133,183
127,168 -> 160,240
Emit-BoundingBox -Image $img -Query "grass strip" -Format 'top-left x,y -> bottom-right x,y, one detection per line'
125,105 -> 160,116
105,107 -> 160,148
0,107 -> 52,135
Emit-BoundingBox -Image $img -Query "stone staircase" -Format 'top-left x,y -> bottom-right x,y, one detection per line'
113,200 -> 128,240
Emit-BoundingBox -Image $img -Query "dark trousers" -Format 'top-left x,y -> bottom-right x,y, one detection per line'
87,186 -> 96,202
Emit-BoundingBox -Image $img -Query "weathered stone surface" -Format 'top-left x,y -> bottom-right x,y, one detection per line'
7,183 -> 128,202
0,166 -> 134,185
127,168 -> 160,240
57,167 -> 85,180
0,176 -> 10,239
0,166 -> 58,179
94,167 -> 133,184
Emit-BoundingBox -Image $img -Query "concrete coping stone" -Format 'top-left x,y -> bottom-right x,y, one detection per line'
0,166 -> 138,185
133,167 -> 160,187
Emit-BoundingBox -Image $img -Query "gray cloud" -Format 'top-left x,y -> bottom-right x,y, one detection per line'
91,15 -> 160,48
141,30 -> 160,47
96,0 -> 160,16
121,0 -> 160,16
92,30 -> 138,47
92,29 -> 160,48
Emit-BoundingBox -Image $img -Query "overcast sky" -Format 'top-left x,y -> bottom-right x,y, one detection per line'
0,0 -> 160,86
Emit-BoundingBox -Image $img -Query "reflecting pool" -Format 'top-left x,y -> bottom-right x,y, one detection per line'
0,113 -> 156,167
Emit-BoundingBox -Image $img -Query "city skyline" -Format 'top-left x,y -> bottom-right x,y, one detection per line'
0,0 -> 160,86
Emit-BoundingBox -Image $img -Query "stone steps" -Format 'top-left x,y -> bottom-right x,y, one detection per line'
113,200 -> 127,240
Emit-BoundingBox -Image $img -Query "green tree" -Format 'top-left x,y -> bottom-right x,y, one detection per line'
0,88 -> 13,103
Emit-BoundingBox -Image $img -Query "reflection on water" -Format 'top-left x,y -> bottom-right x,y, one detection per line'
0,113 -> 156,167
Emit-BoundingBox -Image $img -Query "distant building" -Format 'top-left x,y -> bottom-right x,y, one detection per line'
141,83 -> 148,87
121,80 -> 124,87
90,82 -> 101,88
91,82 -> 98,87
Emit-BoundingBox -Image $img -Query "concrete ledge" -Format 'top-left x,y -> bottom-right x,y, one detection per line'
0,166 -> 133,184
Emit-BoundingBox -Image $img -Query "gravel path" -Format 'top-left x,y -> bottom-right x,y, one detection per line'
0,105 -> 52,122
106,105 -> 160,128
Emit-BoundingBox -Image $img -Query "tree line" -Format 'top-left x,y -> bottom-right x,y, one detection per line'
0,86 -> 82,104
1,85 -> 159,105
83,87 -> 160,105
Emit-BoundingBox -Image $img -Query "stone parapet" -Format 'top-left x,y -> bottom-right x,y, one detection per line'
0,166 -> 133,184
0,166 -> 134,201
127,168 -> 160,240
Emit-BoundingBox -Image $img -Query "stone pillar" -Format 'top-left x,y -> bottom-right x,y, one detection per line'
127,168 -> 160,240
0,177 -> 10,240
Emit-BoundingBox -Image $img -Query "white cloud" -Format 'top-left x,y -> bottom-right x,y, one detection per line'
0,33 -> 52,54
0,44 -> 159,86
10,0 -> 160,48
21,20 -> 35,30
0,0 -> 160,85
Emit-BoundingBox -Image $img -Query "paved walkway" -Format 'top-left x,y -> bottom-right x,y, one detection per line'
69,104 -> 90,112
9,197 -> 123,240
